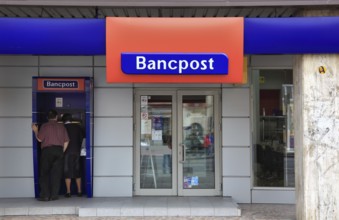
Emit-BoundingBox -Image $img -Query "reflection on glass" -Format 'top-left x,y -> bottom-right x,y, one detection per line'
140,95 -> 172,189
182,95 -> 215,189
254,69 -> 295,187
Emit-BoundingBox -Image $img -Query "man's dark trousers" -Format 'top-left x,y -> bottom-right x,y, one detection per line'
39,146 -> 63,199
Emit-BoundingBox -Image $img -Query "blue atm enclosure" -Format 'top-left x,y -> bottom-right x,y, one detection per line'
32,77 -> 93,198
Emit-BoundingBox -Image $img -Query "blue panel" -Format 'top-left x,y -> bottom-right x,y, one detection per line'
121,53 -> 229,75
0,18 -> 105,55
85,78 -> 93,198
244,17 -> 339,54
32,78 -> 39,198
2,17 -> 339,55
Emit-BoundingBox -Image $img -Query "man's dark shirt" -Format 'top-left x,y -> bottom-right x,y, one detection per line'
64,123 -> 84,154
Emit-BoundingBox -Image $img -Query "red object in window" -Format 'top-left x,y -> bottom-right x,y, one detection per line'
260,89 -> 280,116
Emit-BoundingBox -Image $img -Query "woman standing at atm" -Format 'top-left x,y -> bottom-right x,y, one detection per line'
62,113 -> 84,197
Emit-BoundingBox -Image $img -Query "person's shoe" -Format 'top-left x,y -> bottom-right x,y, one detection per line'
77,192 -> 82,197
50,196 -> 59,201
64,193 -> 71,198
37,197 -> 49,202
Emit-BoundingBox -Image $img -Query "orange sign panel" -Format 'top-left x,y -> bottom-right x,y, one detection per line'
106,17 -> 243,83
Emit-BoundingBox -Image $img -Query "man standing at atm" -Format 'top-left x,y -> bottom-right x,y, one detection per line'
32,109 -> 69,201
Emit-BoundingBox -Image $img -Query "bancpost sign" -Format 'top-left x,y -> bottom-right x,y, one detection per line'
37,78 -> 85,91
106,17 -> 243,83
122,53 -> 228,75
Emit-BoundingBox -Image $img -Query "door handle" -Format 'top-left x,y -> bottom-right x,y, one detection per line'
180,144 -> 186,163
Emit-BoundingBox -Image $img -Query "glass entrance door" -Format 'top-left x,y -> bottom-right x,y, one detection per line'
134,89 -> 220,196
177,90 -> 220,196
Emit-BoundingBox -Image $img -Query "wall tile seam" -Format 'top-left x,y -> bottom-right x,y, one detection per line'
37,66 -> 106,69
0,62 -> 104,67
0,118 -> 32,121
250,66 -> 293,70
93,175 -> 133,178
93,146 -> 133,148
221,116 -> 250,118
93,116 -> 133,118
0,116 -> 32,118
222,176 -> 250,178
0,176 -> 34,178
0,66 -> 106,69
222,86 -> 250,89
38,66 -> 94,69
252,187 -> 295,190
221,86 -> 250,89
93,86 -> 134,89
222,146 -> 250,148
0,146 -> 33,148
0,65 -> 39,67
0,87 -> 32,89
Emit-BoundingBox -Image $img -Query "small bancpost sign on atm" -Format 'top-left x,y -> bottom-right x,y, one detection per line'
37,78 -> 85,91
37,78 -> 85,107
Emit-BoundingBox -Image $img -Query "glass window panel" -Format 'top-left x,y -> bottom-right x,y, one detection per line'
253,69 -> 295,187
182,95 -> 215,189
140,95 -> 172,189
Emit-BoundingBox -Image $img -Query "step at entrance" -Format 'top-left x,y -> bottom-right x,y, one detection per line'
79,197 -> 240,217
0,197 -> 241,217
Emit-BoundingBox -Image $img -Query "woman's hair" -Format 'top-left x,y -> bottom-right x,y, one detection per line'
62,113 -> 72,122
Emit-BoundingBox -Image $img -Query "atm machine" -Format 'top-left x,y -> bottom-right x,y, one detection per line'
32,77 -> 93,198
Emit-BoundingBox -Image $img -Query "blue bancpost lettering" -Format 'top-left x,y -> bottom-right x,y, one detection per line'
121,53 -> 228,75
